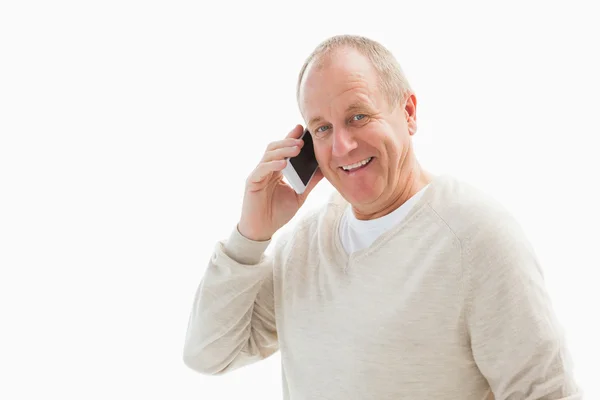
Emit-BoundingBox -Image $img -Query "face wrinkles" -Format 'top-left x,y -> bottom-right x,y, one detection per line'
297,47 -> 429,220
303,75 -> 369,131
309,81 -> 380,167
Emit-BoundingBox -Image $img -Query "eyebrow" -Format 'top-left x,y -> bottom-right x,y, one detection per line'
307,115 -> 325,128
345,102 -> 372,114
307,102 -> 373,128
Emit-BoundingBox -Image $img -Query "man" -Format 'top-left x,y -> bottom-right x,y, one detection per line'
183,35 -> 581,399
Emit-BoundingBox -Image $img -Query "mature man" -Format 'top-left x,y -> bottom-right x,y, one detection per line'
183,35 -> 581,399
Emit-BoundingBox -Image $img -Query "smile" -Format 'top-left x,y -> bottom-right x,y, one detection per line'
340,157 -> 374,172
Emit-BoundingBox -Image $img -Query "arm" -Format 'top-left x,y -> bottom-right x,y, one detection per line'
182,225 -> 286,375
465,216 -> 582,400
182,125 -> 322,375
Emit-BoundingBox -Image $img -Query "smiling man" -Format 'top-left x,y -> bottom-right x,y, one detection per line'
298,41 -> 430,222
183,35 -> 582,400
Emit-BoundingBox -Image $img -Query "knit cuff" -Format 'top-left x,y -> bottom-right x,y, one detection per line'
223,225 -> 272,265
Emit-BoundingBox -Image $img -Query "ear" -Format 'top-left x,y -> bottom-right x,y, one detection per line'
404,94 -> 418,135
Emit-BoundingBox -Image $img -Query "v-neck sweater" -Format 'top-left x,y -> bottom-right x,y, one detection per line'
183,174 -> 581,400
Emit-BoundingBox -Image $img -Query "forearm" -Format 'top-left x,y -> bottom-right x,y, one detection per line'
183,227 -> 276,375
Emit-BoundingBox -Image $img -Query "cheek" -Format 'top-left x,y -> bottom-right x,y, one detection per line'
372,128 -> 403,170
314,144 -> 331,168
388,138 -> 409,174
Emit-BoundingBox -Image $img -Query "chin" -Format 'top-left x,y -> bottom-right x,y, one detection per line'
340,184 -> 381,207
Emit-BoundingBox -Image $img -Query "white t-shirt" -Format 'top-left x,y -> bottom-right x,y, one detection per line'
338,184 -> 431,254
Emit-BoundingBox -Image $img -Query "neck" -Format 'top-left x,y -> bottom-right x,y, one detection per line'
352,161 -> 432,221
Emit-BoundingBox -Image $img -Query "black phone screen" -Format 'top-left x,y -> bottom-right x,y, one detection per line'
289,130 -> 319,186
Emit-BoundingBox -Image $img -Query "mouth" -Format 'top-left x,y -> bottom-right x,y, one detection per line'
339,156 -> 374,173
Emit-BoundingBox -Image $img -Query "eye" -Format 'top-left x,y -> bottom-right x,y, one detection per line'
352,114 -> 366,121
314,125 -> 331,136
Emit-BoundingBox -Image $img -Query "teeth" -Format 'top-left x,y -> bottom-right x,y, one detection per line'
342,157 -> 372,171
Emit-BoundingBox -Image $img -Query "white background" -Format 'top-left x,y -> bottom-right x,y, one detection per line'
1,1 -> 598,399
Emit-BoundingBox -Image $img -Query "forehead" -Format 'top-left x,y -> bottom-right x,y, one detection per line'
299,49 -> 382,118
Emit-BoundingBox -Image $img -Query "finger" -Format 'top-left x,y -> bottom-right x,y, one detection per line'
262,145 -> 302,163
285,124 -> 304,139
248,159 -> 287,184
266,138 -> 304,152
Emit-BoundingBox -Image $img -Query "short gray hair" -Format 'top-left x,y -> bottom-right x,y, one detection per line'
296,35 -> 413,109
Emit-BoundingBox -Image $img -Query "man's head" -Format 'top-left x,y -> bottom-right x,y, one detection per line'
297,35 -> 429,220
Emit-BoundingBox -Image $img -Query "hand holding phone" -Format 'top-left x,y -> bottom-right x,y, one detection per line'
282,128 -> 320,194
237,125 -> 323,242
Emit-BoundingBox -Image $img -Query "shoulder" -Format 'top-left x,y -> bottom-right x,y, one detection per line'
428,175 -> 539,281
427,175 -> 527,246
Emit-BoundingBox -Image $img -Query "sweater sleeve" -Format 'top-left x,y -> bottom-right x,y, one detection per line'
182,225 -> 285,375
464,216 -> 582,400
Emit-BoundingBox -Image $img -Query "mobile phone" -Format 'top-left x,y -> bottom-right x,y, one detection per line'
282,128 -> 319,194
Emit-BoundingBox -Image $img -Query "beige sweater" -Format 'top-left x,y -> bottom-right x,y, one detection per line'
183,174 -> 582,399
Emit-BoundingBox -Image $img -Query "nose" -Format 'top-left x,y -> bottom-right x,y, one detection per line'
331,127 -> 358,159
